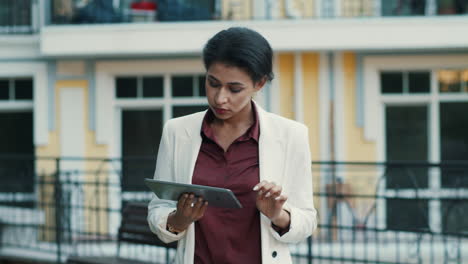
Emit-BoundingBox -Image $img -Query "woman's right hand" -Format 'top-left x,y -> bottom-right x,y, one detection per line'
167,193 -> 208,232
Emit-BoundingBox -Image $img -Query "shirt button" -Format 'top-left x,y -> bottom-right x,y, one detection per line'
272,251 -> 277,258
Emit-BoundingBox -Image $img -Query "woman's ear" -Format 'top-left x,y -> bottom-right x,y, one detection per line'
254,77 -> 267,92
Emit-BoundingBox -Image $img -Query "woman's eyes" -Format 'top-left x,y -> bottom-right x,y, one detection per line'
230,88 -> 242,93
208,81 -> 221,88
208,82 -> 242,93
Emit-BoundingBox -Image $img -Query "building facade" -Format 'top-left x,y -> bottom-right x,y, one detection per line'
1,0 -> 468,262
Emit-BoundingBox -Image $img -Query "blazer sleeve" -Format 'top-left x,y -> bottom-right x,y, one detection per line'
147,121 -> 187,243
269,125 -> 318,243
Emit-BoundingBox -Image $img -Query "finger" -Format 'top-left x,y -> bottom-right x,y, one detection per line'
274,194 -> 288,204
177,193 -> 188,210
253,180 -> 268,191
269,185 -> 283,198
194,200 -> 208,220
183,194 -> 195,211
191,197 -> 204,214
260,183 -> 275,197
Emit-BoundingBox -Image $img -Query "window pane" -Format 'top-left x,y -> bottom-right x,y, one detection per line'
116,77 -> 137,98
387,198 -> 429,231
381,72 -> 403,94
442,200 -> 468,233
0,112 -> 34,193
385,106 -> 428,188
438,70 -> 461,93
14,79 -> 33,100
440,102 -> 468,188
173,105 -> 208,118
172,76 -> 193,97
122,110 -> 163,191
142,76 -> 163,98
408,72 -> 430,93
0,79 -> 9,100
198,75 -> 206,97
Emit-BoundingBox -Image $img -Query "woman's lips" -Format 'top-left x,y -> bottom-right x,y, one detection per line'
214,107 -> 228,115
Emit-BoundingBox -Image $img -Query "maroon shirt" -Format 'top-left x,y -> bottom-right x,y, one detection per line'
192,103 -> 261,264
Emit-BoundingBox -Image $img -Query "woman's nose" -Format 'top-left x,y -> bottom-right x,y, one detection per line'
215,88 -> 228,104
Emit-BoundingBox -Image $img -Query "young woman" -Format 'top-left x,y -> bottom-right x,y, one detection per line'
148,27 -> 317,264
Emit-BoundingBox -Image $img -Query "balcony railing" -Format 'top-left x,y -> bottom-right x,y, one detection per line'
0,0 -> 38,34
1,0 -> 467,35
0,156 -> 467,263
47,0 -> 468,25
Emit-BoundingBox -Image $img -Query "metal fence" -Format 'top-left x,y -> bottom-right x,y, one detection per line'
0,156 -> 467,263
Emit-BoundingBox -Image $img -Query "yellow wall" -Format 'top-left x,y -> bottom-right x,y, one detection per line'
36,79 -> 109,240
301,53 -> 322,220
278,53 -> 295,119
343,53 -> 376,162
342,53 -> 378,222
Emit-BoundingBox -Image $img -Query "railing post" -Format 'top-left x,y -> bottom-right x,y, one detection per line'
54,157 -> 62,264
307,236 -> 312,264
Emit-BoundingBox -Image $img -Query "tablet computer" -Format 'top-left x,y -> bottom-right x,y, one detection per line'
144,178 -> 242,209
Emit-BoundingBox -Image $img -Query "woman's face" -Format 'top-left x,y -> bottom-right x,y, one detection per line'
205,62 -> 265,121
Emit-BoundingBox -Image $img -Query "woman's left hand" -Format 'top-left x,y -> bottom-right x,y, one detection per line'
253,181 -> 290,228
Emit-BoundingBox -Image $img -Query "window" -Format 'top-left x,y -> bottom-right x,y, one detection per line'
0,0 -> 33,33
438,69 -> 468,93
381,71 -> 430,94
116,76 -> 163,98
117,74 -> 208,192
0,78 -> 34,100
0,77 -> 34,195
380,69 -> 468,232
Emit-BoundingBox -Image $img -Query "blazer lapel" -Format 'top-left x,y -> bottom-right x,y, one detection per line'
176,112 -> 205,183
257,104 -> 285,184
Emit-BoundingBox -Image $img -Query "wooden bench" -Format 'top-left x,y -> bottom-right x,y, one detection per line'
67,202 -> 177,264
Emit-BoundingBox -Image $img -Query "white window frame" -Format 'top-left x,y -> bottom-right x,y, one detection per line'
0,62 -> 47,221
363,54 -> 468,235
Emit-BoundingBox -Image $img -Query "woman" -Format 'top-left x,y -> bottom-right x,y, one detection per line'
148,27 -> 317,264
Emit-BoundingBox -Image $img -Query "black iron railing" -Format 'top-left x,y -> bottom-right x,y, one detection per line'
0,156 -> 467,263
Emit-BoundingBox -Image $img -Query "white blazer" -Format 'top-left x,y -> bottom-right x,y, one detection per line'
148,103 -> 317,264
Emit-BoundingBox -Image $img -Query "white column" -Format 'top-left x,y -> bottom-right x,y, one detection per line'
294,52 -> 303,122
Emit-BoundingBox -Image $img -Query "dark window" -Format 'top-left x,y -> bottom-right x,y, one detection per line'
381,72 -> 403,94
142,76 -> 163,98
173,105 -> 208,118
172,76 -> 193,97
198,75 -> 206,96
0,112 -> 34,193
0,79 -> 9,100
122,110 -> 163,191
0,0 -> 32,28
440,102 -> 468,188
408,72 -> 430,93
385,106 -> 428,188
387,198 -> 429,231
116,77 -> 138,98
14,79 -> 33,100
